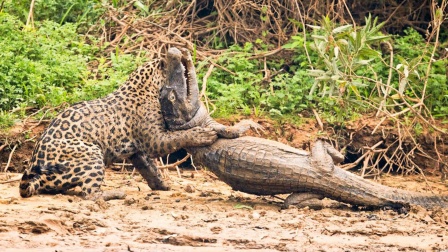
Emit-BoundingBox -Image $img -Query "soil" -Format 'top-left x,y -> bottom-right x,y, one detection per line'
1,118 -> 448,251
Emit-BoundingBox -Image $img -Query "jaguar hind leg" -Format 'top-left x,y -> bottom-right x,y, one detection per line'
79,166 -> 127,201
19,169 -> 42,198
78,164 -> 105,200
19,163 -> 68,197
74,152 -> 127,201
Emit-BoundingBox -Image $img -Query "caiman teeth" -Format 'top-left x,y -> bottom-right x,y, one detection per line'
183,61 -> 191,95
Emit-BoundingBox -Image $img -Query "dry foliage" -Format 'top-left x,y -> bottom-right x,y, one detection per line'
2,0 -> 447,179
43,0 -> 448,178
91,0 -> 447,58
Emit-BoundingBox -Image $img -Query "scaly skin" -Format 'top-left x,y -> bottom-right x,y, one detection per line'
187,136 -> 448,208
160,47 -> 448,209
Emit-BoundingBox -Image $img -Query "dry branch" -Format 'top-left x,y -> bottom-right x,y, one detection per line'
3,144 -> 17,173
157,154 -> 191,170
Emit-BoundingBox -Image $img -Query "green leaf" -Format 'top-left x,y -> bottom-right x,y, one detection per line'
282,42 -> 299,49
332,24 -> 352,34
307,69 -> 326,76
134,1 -> 149,15
354,59 -> 374,65
311,35 -> 327,41
316,75 -> 331,80
306,24 -> 321,30
358,47 -> 380,58
365,35 -> 390,43
330,74 -> 340,80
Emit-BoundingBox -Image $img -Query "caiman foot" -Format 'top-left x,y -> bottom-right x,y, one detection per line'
83,190 -> 127,201
217,119 -> 265,138
283,192 -> 325,210
283,192 -> 344,210
233,119 -> 265,135
321,141 -> 344,164
311,140 -> 345,173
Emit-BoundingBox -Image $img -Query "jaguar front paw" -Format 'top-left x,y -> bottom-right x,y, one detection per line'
186,127 -> 218,147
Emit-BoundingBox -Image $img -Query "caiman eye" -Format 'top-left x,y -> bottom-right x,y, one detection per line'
169,91 -> 176,101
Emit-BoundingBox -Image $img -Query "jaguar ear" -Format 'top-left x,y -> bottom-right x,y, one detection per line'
159,58 -> 166,70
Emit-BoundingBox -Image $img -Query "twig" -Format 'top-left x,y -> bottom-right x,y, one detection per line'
341,141 -> 383,170
361,152 -> 372,178
395,97 -> 445,134
200,64 -> 214,99
204,58 -> 236,76
120,159 -> 127,172
294,1 -> 313,69
25,108 -> 53,132
0,176 -> 22,184
112,162 -> 133,167
157,154 -> 191,170
375,41 -> 393,117
420,0 -> 445,116
312,109 -> 324,131
371,117 -> 386,135
158,156 -> 168,178
9,106 -> 34,114
25,0 -> 35,28
0,143 -> 7,152
248,47 -> 283,60
342,0 -> 356,29
190,154 -> 198,172
3,144 -> 17,173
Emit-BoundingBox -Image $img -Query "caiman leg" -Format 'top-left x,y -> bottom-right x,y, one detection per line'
208,119 -> 264,138
284,140 -> 344,209
195,104 -> 263,139
284,192 -> 325,209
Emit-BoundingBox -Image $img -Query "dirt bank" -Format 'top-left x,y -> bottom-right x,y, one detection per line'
0,168 -> 447,251
1,118 -> 447,251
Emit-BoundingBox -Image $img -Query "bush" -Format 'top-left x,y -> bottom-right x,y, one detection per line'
0,13 -> 93,111
2,0 -> 103,26
200,42 -> 313,118
72,52 -> 146,102
393,28 -> 448,118
283,16 -> 448,122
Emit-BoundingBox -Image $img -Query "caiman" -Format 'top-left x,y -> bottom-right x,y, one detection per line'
160,47 -> 448,209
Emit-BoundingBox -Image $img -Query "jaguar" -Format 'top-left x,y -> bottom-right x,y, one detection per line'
19,47 -> 217,199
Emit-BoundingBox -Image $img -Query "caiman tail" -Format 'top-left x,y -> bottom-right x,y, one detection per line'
328,164 -> 448,208
187,136 -> 448,208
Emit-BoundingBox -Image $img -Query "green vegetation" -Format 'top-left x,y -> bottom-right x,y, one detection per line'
201,43 -> 312,120
0,13 -> 92,110
204,15 -> 447,124
0,0 -> 447,130
3,0 -> 103,26
0,3 -> 141,127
